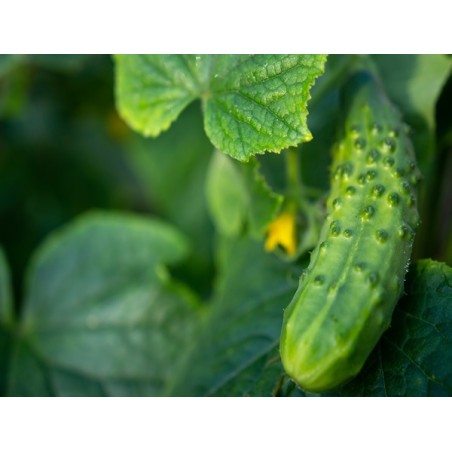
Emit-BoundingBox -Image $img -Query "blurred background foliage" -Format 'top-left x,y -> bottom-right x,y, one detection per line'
0,55 -> 217,309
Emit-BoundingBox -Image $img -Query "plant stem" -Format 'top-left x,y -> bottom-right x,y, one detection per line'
286,147 -> 301,197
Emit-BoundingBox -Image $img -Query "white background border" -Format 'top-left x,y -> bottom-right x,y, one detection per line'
0,0 -> 449,53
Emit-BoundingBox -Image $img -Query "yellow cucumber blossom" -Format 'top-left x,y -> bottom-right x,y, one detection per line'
265,211 -> 297,256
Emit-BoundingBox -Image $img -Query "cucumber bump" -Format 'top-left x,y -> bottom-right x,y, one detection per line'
280,71 -> 421,393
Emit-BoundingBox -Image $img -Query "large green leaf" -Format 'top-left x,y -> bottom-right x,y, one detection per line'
0,248 -> 14,394
114,54 -> 326,161
167,236 -> 303,396
7,212 -> 202,396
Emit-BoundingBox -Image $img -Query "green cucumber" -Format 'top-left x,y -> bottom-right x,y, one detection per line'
280,71 -> 421,393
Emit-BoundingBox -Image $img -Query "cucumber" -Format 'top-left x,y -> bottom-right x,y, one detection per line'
280,71 -> 421,393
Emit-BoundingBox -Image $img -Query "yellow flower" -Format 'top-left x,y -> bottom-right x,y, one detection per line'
265,211 -> 297,256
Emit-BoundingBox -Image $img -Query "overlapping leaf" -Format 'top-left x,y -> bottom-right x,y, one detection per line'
167,236 -> 303,396
7,212 -> 202,396
115,54 -> 326,160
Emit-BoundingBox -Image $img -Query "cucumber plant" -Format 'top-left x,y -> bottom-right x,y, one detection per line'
0,54 -> 451,397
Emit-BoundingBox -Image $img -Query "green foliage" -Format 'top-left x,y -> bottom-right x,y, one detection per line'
1,54 -> 451,397
167,236 -> 302,396
0,55 -> 94,118
206,151 -> 248,236
114,54 -> 327,160
206,151 -> 282,237
0,55 -> 24,77
6,212 -> 201,396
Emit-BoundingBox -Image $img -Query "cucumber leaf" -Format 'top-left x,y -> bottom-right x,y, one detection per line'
114,54 -> 326,161
167,235 -> 303,396
7,212 -> 202,396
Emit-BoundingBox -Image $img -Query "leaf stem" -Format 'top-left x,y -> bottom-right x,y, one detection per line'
286,147 -> 302,197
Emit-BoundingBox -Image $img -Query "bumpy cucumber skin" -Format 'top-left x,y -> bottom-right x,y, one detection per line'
280,72 -> 421,393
